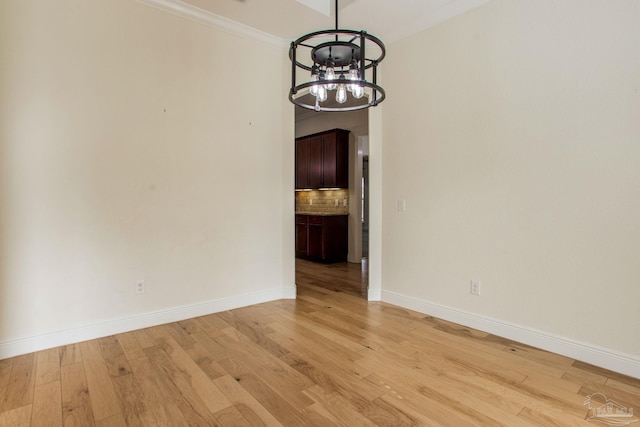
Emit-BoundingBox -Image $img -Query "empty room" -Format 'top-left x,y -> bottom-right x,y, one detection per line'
1,0 -> 639,425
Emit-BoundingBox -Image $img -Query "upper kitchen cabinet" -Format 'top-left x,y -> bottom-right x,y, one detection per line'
295,135 -> 323,189
295,129 -> 349,190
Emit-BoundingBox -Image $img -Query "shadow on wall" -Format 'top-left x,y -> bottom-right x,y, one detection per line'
0,128 -> 10,342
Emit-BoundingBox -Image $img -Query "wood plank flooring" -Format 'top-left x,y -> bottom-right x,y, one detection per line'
1,262 -> 639,426
296,258 -> 368,298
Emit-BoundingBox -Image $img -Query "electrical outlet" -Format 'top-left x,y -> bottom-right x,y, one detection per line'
136,281 -> 145,295
310,199 -> 313,205
470,280 -> 481,296
335,199 -> 339,206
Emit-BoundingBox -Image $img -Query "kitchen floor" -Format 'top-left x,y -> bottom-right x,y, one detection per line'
295,258 -> 368,298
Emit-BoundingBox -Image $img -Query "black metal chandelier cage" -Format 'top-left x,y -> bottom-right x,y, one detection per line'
289,1 -> 386,112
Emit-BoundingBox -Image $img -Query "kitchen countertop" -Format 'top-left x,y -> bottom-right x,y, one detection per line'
295,212 -> 348,216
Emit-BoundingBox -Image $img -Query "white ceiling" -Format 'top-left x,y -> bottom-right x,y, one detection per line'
176,0 -> 490,43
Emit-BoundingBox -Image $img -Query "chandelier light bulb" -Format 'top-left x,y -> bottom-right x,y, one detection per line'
309,74 -> 319,96
348,60 -> 359,93
325,68 -> 337,90
325,60 -> 337,91
309,65 -> 319,96
336,84 -> 347,104
348,70 -> 358,92
317,84 -> 328,102
353,84 -> 364,99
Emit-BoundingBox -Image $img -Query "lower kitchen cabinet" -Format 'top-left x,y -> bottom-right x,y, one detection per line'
295,214 -> 347,262
295,220 -> 308,258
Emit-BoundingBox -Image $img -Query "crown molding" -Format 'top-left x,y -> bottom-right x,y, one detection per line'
135,0 -> 287,48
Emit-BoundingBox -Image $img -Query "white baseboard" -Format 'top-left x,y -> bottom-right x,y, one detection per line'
283,285 -> 297,300
382,290 -> 640,379
0,286 -> 296,360
368,288 -> 382,301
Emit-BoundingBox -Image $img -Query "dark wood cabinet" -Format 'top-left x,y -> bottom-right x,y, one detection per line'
295,129 -> 349,189
308,221 -> 324,259
295,217 -> 308,259
295,214 -> 348,262
295,138 -> 309,189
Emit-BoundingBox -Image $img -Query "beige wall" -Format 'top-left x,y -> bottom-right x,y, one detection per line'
382,0 -> 640,359
0,0 -> 294,352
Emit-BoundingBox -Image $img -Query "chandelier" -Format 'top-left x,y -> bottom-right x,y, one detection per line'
289,0 -> 386,112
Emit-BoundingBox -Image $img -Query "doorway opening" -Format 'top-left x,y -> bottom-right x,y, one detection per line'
294,108 -> 370,298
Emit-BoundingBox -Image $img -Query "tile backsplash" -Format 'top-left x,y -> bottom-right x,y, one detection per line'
295,189 -> 349,214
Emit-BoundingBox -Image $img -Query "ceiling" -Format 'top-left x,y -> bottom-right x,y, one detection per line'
139,0 -> 490,117
176,0 -> 490,43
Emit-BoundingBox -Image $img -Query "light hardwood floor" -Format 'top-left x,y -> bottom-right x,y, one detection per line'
1,262 -> 639,426
295,259 -> 369,298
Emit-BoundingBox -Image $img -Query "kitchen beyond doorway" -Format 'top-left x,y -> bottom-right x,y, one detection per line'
294,100 -> 370,300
